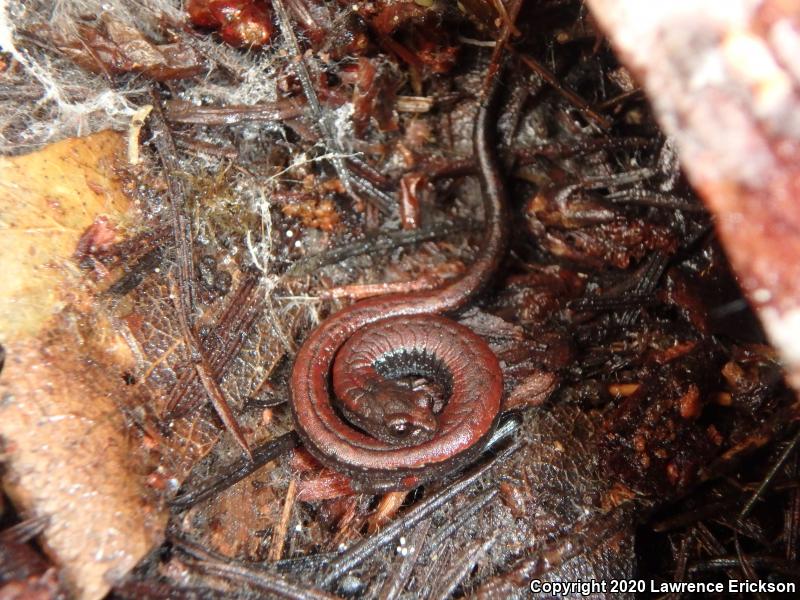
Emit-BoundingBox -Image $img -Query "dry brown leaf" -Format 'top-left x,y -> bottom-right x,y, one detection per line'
32,16 -> 205,82
0,132 -> 167,600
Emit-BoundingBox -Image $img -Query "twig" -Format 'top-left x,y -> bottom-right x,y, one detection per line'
688,555 -> 800,578
193,560 -> 340,600
319,416 -> 520,588
785,453 -> 800,561
270,478 -> 298,561
734,534 -> 768,600
171,431 -> 300,509
191,560 -> 341,600
320,274 -> 454,301
149,90 -> 252,458
430,533 -> 498,600
378,519 -> 432,600
652,500 -> 733,533
284,219 -> 480,277
425,487 -> 499,552
666,531 -> 692,600
470,509 -> 631,598
175,538 -> 339,600
514,50 -> 612,130
164,99 -> 304,125
164,274 -> 261,416
149,91 -> 196,316
739,425 -> 800,521
271,0 -> 390,214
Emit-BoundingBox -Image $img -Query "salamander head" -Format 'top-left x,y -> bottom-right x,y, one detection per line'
346,380 -> 438,447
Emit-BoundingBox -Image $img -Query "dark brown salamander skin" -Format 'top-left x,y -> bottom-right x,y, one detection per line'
289,69 -> 508,492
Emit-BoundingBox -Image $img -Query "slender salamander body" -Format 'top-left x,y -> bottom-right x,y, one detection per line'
290,64 -> 508,492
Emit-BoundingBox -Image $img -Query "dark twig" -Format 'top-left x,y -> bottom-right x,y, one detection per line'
666,531 -> 692,600
570,251 -> 667,321
111,579 -> 228,600
170,431 -> 299,509
345,156 -> 392,188
652,500 -> 734,533
605,189 -> 704,212
785,453 -> 800,561
348,173 -> 397,210
284,219 -> 481,277
569,291 -> 659,313
429,533 -> 498,600
694,521 -> 728,556
483,0 -> 522,94
190,560 -> 341,600
164,274 -> 261,417
271,0 -> 390,214
514,136 -> 653,166
377,519 -> 432,600
514,50 -> 612,130
190,356 -> 252,458
175,538 -> 339,600
319,418 -> 520,588
425,487 -> 498,552
715,512 -> 769,546
149,92 -> 196,317
734,534 -> 768,600
112,580 -> 229,599
471,509 -> 632,598
739,425 -> 800,521
688,555 -> 800,579
273,552 -> 339,573
619,251 -> 669,326
150,92 -> 252,458
423,158 -> 476,181
694,522 -> 740,582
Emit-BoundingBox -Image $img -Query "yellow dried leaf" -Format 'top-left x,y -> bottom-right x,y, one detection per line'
0,130 -> 130,343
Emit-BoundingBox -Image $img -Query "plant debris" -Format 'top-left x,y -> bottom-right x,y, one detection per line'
1,1 -> 799,599
37,16 -> 204,81
0,132 -> 167,600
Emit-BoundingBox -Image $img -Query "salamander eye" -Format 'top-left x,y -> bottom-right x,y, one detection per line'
387,419 -> 410,437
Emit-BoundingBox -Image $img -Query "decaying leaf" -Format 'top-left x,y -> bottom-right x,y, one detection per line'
37,15 -> 204,82
0,131 -> 130,341
0,132 -> 167,600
